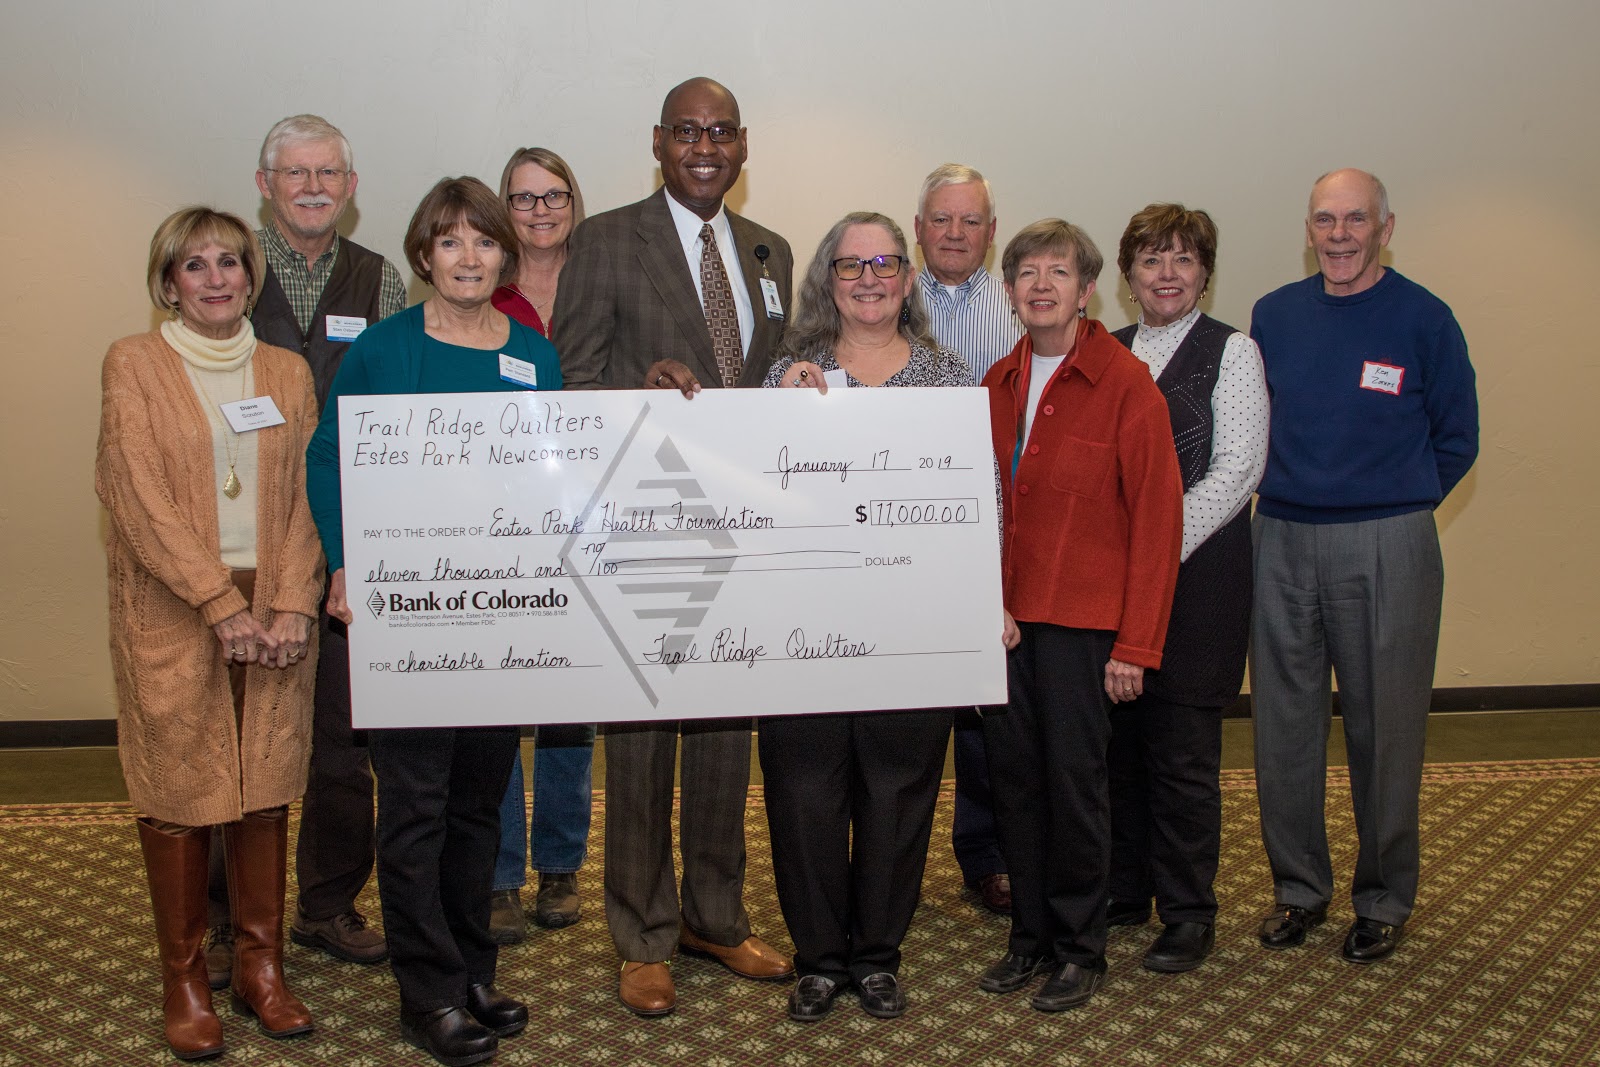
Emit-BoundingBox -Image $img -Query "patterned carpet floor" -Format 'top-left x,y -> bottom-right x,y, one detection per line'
1,759 -> 1598,1066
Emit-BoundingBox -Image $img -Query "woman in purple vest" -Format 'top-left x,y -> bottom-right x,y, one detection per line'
486,147 -> 597,941
1105,204 -> 1269,972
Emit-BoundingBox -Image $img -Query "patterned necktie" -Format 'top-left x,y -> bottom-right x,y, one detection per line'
698,223 -> 744,388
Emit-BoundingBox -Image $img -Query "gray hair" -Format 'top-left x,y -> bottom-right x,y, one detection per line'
780,212 -> 937,361
916,163 -> 994,220
1312,168 -> 1391,221
259,114 -> 353,171
1001,218 -> 1103,287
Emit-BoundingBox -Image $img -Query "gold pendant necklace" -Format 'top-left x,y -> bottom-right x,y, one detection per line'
196,364 -> 249,499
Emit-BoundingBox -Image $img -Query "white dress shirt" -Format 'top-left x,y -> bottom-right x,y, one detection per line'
663,191 -> 754,360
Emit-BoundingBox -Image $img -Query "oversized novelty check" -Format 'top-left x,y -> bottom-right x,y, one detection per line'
339,388 -> 1005,727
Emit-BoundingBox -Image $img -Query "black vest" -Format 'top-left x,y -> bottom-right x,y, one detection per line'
252,236 -> 391,411
1114,315 -> 1252,708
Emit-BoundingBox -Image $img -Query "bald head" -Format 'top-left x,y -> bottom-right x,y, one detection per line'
1310,168 -> 1389,223
661,77 -> 740,126
1307,168 -> 1395,296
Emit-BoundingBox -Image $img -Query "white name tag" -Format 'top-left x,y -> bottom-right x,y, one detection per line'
499,353 -> 539,389
823,368 -> 850,391
759,277 -> 785,320
1359,360 -> 1404,395
326,315 -> 368,342
221,396 -> 287,432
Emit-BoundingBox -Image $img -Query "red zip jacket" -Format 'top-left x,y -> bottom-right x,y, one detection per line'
983,321 -> 1183,669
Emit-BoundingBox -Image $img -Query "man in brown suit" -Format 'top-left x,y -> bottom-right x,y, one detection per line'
551,76 -> 795,1017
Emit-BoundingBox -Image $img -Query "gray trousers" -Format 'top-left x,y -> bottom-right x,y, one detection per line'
602,720 -> 754,962
1250,510 -> 1443,926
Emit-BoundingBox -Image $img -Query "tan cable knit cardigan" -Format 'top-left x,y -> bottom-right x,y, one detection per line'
96,330 -> 325,826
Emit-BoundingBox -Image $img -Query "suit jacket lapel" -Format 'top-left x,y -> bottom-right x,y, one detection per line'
635,189 -> 718,381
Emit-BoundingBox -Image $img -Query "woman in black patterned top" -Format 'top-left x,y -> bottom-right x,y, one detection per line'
760,212 -> 966,1024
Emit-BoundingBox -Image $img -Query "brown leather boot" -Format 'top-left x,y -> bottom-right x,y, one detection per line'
137,819 -> 226,1061
224,808 -> 313,1038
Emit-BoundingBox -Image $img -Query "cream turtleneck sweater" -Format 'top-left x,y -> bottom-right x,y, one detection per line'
162,318 -> 259,568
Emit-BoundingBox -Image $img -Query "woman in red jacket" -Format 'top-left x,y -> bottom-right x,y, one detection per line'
976,219 -> 1183,1013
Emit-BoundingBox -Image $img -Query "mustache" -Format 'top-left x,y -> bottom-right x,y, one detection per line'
293,196 -> 335,208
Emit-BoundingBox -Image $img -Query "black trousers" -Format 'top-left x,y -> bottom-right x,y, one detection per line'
951,709 -> 1006,884
296,613 -> 377,918
1107,693 -> 1223,924
984,623 -> 1115,968
759,708 -> 951,985
368,725 -> 519,1012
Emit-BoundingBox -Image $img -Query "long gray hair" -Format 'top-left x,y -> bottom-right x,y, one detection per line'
779,211 -> 936,360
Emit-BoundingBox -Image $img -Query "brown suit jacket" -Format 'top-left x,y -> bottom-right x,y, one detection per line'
552,187 -> 793,390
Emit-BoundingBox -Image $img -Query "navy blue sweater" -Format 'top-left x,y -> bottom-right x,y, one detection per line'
1250,270 -> 1478,523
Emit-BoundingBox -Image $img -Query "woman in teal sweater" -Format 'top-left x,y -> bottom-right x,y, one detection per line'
305,177 -> 560,1067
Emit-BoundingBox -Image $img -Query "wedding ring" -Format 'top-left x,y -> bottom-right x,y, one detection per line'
655,373 -> 667,386
231,647 -> 243,655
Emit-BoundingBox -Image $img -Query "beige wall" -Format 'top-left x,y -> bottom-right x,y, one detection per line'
3,0 -> 1596,721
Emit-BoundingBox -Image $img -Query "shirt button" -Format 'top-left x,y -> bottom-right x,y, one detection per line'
1042,404 -> 1054,416
1028,444 -> 1040,455
1018,485 -> 1030,496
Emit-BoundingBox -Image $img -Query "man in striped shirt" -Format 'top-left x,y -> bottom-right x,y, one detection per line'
913,164 -> 1021,914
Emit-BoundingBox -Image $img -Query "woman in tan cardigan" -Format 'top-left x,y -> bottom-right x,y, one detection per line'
96,207 -> 324,1060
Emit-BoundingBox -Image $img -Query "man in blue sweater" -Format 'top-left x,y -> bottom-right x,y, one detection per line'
1249,169 -> 1478,964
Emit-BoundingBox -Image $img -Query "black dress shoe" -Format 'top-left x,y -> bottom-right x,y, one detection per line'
1258,904 -> 1327,949
787,975 -> 842,1022
399,1007 -> 499,1067
466,982 -> 528,1036
978,952 -> 1053,994
1142,922 -> 1214,973
1342,917 -> 1403,963
1030,962 -> 1104,1012
857,972 -> 906,1019
1105,899 -> 1151,927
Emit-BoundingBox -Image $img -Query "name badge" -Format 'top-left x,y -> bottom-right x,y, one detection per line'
759,277 -> 785,320
221,396 -> 287,432
1359,360 -> 1404,395
326,315 -> 368,342
823,368 -> 850,391
499,353 -> 539,389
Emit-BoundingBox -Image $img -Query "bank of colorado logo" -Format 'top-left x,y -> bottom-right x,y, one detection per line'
366,588 -> 386,619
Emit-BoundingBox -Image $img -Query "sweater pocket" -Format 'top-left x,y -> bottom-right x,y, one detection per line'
1048,437 -> 1114,498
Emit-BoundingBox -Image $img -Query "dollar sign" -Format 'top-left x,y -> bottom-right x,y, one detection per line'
855,505 -> 867,523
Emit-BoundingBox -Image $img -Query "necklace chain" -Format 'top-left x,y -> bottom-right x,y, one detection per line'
191,365 -> 250,499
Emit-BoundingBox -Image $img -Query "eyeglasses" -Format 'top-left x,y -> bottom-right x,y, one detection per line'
263,167 -> 350,184
507,190 -> 573,212
831,255 -> 907,280
657,123 -> 740,144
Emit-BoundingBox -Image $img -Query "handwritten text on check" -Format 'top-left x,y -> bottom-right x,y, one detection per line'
338,388 -> 1006,727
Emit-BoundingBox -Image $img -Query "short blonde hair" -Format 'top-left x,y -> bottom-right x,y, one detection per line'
497,147 -> 587,235
145,207 -> 264,312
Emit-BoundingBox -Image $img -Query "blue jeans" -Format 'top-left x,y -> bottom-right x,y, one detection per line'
492,723 -> 596,890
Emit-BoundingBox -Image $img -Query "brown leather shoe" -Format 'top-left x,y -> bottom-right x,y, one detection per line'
678,927 -> 795,980
976,874 -> 1011,915
290,907 -> 388,964
533,872 -> 581,929
204,923 -> 232,991
619,961 -> 675,1016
